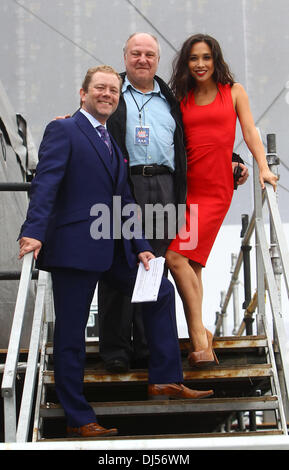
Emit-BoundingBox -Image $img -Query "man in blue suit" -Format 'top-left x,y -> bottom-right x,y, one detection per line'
18,65 -> 213,438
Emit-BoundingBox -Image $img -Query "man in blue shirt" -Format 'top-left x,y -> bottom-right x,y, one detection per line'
98,33 -> 186,373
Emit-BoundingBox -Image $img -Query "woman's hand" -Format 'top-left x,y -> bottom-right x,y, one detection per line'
259,167 -> 278,191
232,162 -> 249,186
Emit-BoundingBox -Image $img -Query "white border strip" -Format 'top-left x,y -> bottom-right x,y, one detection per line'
1,435 -> 289,451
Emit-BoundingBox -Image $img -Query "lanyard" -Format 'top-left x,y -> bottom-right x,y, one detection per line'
129,87 -> 155,127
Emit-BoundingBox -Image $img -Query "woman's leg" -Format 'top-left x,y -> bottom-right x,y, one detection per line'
165,250 -> 208,351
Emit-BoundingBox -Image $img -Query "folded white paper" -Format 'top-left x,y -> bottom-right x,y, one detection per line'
131,257 -> 165,303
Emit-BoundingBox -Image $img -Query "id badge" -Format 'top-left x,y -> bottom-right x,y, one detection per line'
135,126 -> 150,145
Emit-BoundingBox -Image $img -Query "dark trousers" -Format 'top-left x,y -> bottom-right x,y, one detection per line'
98,173 -> 176,364
51,250 -> 183,427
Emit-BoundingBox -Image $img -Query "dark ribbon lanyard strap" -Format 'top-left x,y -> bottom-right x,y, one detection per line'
128,87 -> 155,126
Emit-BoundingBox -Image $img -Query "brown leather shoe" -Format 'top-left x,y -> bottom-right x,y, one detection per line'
67,422 -> 118,438
148,383 -> 214,400
188,329 -> 219,368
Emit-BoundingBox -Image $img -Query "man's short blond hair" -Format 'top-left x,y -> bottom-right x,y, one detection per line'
81,65 -> 122,92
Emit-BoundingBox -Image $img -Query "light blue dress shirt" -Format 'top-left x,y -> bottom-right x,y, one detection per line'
122,76 -> 176,171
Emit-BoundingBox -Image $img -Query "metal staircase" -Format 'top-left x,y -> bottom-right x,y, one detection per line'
36,334 -> 286,440
1,134 -> 289,450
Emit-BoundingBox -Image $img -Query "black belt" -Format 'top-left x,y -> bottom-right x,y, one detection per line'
130,165 -> 173,176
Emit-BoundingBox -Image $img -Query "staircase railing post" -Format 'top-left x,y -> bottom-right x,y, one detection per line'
266,134 -> 289,421
231,253 -> 240,335
1,252 -> 34,442
267,134 -> 283,316
220,290 -> 227,336
253,156 -> 266,335
16,269 -> 48,442
240,214 -> 254,334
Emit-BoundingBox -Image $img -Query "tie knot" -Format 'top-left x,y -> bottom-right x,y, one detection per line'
97,124 -> 106,134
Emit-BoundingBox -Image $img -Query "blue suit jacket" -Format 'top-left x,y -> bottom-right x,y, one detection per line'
20,110 -> 152,272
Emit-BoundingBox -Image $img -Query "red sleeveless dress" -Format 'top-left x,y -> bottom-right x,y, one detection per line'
168,84 -> 237,266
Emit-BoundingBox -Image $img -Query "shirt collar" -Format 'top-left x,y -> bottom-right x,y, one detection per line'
80,108 -> 107,129
122,76 -> 165,99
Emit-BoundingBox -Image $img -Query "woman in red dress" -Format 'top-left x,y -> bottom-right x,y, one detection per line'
166,34 -> 277,367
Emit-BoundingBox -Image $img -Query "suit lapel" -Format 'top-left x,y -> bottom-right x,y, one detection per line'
74,111 -> 114,179
74,110 -> 128,193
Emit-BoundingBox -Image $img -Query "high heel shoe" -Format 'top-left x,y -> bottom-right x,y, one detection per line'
188,329 -> 219,368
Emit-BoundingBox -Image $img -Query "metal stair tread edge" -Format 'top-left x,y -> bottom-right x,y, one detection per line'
38,429 -> 284,442
39,395 -> 280,418
43,363 -> 273,384
44,335 -> 268,355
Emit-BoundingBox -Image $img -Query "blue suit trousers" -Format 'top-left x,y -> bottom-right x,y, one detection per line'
51,251 -> 183,427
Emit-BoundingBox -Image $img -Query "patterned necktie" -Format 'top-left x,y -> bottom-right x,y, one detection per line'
97,125 -> 112,155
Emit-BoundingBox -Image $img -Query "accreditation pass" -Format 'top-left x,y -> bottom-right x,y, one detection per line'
135,126 -> 150,145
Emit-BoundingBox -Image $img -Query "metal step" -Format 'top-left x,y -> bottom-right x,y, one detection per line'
38,335 -> 281,441
44,335 -> 268,356
181,335 -> 268,351
39,429 -> 283,442
40,395 -> 279,419
2,336 -> 268,375
43,363 -> 272,385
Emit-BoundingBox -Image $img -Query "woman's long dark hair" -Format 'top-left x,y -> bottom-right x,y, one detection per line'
169,34 -> 235,102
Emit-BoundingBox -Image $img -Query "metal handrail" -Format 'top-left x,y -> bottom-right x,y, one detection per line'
216,195 -> 265,326
0,182 -> 31,191
16,269 -> 49,442
1,251 -> 34,441
255,215 -> 289,393
1,250 -> 52,442
215,134 -> 289,410
265,183 -> 289,297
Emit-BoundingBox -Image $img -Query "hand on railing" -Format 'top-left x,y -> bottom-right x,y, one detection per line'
18,237 -> 42,260
259,167 -> 278,192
